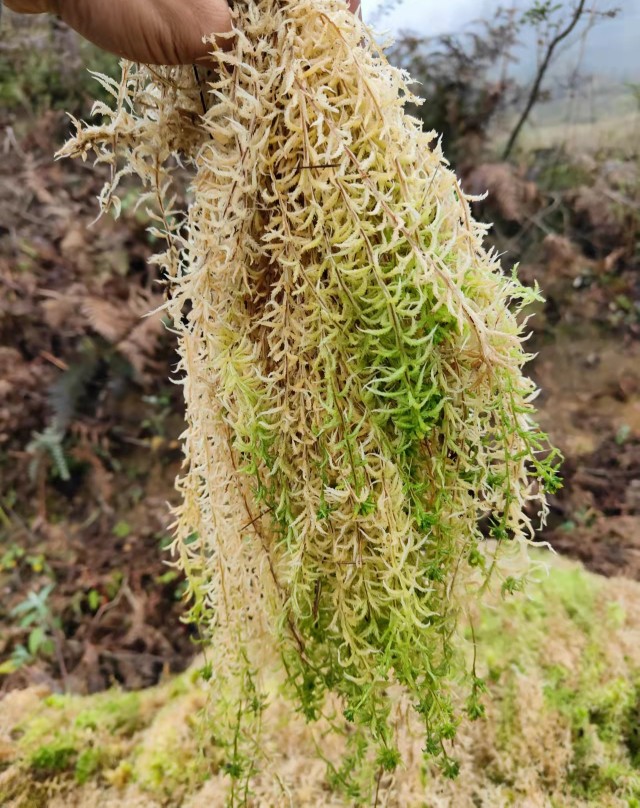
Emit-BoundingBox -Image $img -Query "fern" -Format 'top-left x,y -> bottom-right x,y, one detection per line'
27,425 -> 70,482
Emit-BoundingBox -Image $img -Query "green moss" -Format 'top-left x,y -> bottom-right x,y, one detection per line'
60,10 -> 564,788
552,567 -> 599,632
469,560 -> 640,804
549,671 -> 640,801
17,714 -> 67,751
6,685 -> 165,804
625,684 -> 640,766
491,566 -> 639,802
132,693 -> 216,799
29,742 -> 77,775
74,691 -> 143,735
43,694 -> 68,710
107,759 -> 134,789
3,562 -> 640,806
136,750 -> 211,794
0,28 -> 119,117
15,689 -> 150,757
74,748 -> 105,784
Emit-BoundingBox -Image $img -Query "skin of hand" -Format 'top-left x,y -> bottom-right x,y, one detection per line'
3,0 -> 361,64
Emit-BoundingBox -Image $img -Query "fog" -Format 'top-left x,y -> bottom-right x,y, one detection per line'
363,0 -> 640,80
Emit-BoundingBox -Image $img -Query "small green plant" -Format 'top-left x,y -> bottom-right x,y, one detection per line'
0,543 -> 48,574
74,748 -> 104,784
112,521 -> 132,539
29,742 -> 77,775
521,1 -> 563,26
86,589 -> 102,612
0,584 -> 59,675
27,425 -> 71,482
0,542 -> 24,572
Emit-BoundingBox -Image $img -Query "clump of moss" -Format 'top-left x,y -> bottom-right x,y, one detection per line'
625,684 -> 640,767
59,0 -> 561,796
469,563 -> 640,805
0,686 -> 159,806
73,692 -> 144,736
1,562 -> 640,806
543,656 -> 640,801
29,742 -> 77,776
74,748 -> 104,785
132,689 -> 214,800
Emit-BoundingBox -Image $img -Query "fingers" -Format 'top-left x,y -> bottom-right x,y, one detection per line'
4,0 -> 361,15
50,0 -> 232,64
4,0 -> 363,64
3,0 -> 230,62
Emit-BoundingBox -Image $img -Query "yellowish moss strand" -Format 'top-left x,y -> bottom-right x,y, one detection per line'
58,0 -> 560,798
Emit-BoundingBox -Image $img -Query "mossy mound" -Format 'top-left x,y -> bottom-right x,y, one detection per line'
2,556 -> 640,807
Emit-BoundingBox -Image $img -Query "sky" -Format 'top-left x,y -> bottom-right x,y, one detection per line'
364,0 -> 498,36
363,0 -> 640,80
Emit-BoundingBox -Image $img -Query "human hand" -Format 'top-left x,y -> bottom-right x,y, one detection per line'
3,0 -> 361,65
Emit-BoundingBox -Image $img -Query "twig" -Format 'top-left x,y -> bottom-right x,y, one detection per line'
52,623 -> 70,693
503,0 -> 587,159
39,351 -> 69,372
373,765 -> 385,808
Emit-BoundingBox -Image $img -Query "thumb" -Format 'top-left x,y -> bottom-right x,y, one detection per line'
4,0 -> 233,63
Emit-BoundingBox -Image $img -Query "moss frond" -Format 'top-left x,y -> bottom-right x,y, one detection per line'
58,0 -> 561,798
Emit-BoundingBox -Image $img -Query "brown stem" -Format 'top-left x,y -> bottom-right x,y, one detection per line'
373,765 -> 384,808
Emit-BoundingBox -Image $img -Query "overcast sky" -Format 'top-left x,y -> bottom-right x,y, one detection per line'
363,0 -> 640,79
364,0 -> 498,35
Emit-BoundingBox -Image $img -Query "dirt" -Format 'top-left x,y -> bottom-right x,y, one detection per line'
533,337 -> 640,578
0,106 -> 638,695
0,112 -> 195,695
526,235 -> 640,579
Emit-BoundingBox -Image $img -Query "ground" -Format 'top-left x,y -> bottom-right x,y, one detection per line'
2,560 -> 640,806
0,113 -> 195,693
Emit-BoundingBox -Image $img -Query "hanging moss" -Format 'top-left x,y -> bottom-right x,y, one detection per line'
58,0 -> 561,798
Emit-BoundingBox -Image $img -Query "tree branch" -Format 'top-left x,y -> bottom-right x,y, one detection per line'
502,0 -> 588,159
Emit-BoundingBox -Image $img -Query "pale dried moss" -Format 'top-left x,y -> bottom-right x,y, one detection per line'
2,562 -> 640,807
57,0 -> 560,792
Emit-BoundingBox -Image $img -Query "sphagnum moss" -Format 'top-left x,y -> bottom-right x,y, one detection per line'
58,0 -> 561,798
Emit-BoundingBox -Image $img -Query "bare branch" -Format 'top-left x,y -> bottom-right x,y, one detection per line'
503,0 -> 587,159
